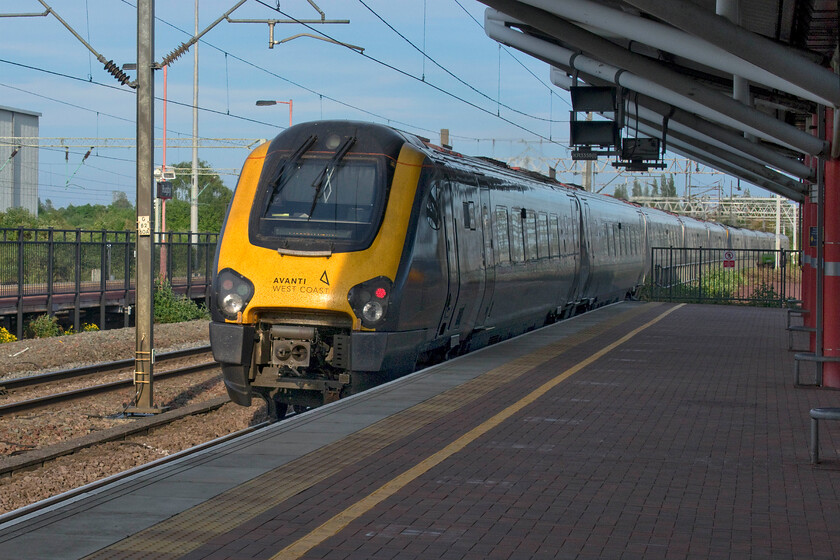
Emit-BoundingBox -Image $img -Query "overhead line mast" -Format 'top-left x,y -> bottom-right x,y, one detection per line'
125,0 -> 158,415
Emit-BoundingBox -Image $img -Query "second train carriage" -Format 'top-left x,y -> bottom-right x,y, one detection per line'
209,120 -> 785,417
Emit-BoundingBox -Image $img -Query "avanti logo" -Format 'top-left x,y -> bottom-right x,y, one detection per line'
320,271 -> 330,286
273,277 -> 306,285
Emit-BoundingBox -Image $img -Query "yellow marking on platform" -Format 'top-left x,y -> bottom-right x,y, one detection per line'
84,303 -> 662,560
270,304 -> 683,560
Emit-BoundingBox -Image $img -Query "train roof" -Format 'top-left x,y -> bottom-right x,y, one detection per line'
272,121 -> 778,238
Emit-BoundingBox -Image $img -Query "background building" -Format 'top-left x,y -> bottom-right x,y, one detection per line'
0,105 -> 40,216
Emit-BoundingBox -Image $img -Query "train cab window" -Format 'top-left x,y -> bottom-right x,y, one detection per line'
537,212 -> 549,259
494,206 -> 510,264
549,214 -> 560,257
251,148 -> 388,252
510,208 -> 524,262
524,210 -> 538,261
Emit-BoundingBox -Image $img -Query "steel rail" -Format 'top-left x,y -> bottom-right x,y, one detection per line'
0,345 -> 211,392
0,359 -> 218,416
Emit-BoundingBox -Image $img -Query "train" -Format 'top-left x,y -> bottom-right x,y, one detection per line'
208,120 -> 785,418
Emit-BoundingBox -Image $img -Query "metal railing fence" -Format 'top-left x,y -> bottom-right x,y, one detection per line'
0,227 -> 218,338
646,247 -> 801,307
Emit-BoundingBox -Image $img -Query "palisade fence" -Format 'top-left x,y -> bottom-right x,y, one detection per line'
646,247 -> 801,307
0,227 -> 218,338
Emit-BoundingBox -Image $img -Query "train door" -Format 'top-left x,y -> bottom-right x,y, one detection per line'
570,196 -> 591,306
451,176 -> 484,340
436,179 -> 460,344
475,179 -> 495,327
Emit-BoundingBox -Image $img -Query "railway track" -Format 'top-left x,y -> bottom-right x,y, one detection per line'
1,345 -> 212,392
0,346 -> 215,416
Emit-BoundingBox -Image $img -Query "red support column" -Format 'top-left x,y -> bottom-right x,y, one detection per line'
822,108 -> 840,386
802,196 -> 815,350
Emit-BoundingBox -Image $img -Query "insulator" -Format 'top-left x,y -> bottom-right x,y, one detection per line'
161,43 -> 190,67
103,60 -> 131,86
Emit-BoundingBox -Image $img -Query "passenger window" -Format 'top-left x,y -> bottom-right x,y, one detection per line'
538,212 -> 549,259
524,210 -> 538,261
495,206 -> 510,264
622,226 -> 629,256
510,208 -> 524,262
462,201 -> 476,230
549,214 -> 560,257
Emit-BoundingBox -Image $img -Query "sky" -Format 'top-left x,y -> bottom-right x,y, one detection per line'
0,0 -> 756,209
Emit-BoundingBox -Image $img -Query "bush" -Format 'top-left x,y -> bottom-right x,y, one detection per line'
26,314 -> 62,338
154,278 -> 209,324
0,326 -> 17,343
63,322 -> 99,335
748,282 -> 782,307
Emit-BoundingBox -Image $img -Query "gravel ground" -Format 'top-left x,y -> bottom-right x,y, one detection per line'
1,320 -> 212,379
0,321 -> 270,515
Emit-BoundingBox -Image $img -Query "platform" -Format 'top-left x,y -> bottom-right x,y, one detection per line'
2,301 -> 840,559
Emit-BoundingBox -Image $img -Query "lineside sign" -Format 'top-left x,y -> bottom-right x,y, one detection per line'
723,250 -> 735,268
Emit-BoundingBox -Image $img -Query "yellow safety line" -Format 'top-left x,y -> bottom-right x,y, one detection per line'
271,303 -> 685,560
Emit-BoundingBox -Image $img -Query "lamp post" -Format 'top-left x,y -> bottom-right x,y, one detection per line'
256,99 -> 293,127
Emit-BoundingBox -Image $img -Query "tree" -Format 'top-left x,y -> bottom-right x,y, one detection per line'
631,178 -> 643,198
0,207 -> 40,229
662,174 -> 678,197
613,184 -> 629,200
112,191 -> 132,209
163,160 -> 232,233
651,178 -> 660,196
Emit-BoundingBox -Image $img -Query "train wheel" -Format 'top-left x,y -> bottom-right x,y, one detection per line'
293,405 -> 309,414
253,388 -> 288,422
273,399 -> 289,420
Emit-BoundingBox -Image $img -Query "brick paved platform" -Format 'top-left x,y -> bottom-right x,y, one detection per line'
3,302 -> 840,560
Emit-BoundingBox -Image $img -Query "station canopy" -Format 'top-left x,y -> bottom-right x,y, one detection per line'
479,0 -> 840,203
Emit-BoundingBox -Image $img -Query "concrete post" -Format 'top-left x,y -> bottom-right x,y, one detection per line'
129,0 -> 159,414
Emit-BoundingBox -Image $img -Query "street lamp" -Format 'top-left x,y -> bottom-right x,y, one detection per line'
256,99 -> 293,127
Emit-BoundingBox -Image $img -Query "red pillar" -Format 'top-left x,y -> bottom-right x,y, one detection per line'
802,195 -> 815,350
822,108 -> 840,386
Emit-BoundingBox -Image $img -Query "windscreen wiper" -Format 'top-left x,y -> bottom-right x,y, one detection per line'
308,136 -> 356,218
265,134 -> 317,208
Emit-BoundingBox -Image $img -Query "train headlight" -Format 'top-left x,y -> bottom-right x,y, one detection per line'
348,276 -> 392,328
362,301 -> 384,323
222,293 -> 245,316
216,268 -> 255,320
